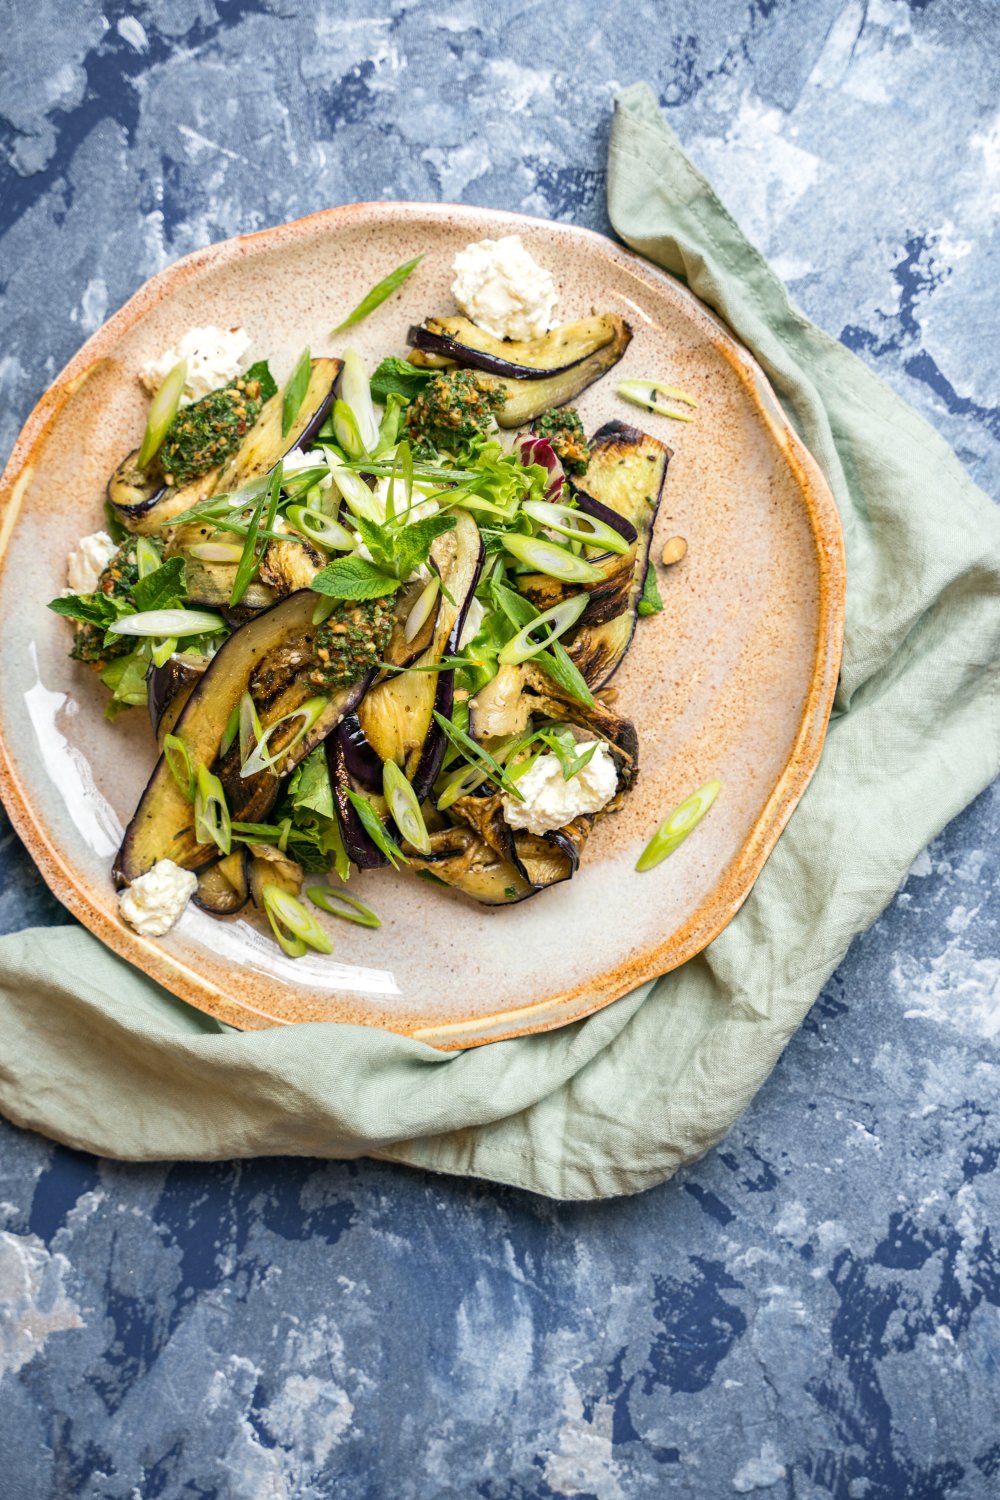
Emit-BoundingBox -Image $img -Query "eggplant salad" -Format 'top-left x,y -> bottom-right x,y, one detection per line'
51,235 -> 704,959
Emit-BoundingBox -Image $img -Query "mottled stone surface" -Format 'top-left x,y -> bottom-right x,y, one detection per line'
1,2 -> 999,1496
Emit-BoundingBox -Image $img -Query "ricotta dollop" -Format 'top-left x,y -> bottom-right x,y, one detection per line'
451,236 -> 557,342
65,530 -> 117,594
118,859 -> 198,937
141,325 -> 251,406
502,742 -> 619,836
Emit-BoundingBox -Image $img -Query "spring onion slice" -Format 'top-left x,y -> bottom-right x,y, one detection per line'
325,448 -> 382,523
339,349 -> 380,452
238,690 -> 264,766
162,734 -> 195,801
137,358 -> 187,469
499,533 -> 604,584
498,593 -> 588,666
432,711 -> 523,803
187,540 -> 245,563
332,254 -> 424,334
281,347 -> 312,438
262,885 -> 333,958
219,701 -> 241,759
522,500 -> 632,556
306,885 -> 381,929
230,460 -> 282,607
403,575 -> 439,643
135,536 -> 161,577
345,791 -> 408,868
194,765 -> 232,855
150,635 -> 177,668
617,378 -> 697,423
240,696 -> 328,779
108,608 -> 224,638
312,594 -> 337,625
382,760 -> 431,855
635,779 -> 721,872
332,399 -> 365,460
285,505 -> 354,553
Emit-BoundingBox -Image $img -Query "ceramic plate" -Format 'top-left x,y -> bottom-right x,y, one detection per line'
0,203 -> 844,1048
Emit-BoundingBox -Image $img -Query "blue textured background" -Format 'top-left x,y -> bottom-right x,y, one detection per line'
1,3 -> 999,1496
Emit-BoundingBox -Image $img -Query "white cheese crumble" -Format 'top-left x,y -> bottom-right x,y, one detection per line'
140,325 -> 251,406
118,859 -> 198,937
451,235 -> 557,341
502,742 -> 619,836
65,531 -> 117,594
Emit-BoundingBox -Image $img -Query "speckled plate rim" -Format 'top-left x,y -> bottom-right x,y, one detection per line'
0,202 -> 845,1049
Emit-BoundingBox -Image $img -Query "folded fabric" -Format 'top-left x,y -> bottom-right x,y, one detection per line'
1,82 -> 997,1199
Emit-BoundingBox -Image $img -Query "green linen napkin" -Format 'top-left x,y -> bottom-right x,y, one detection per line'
1,84 -> 997,1200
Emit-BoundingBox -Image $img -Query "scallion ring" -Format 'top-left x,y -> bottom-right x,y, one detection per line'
331,399 -> 365,460
403,575 -> 439,643
137,358 -> 187,469
617,378 -> 698,423
135,536 -> 162,577
522,500 -> 631,556
382,760 -> 431,855
285,504 -> 355,553
498,593 -> 589,666
240,696 -> 328,779
262,885 -> 333,958
194,764 -> 232,856
186,540 -> 246,563
306,885 -> 381,929
162,733 -> 195,801
635,779 -> 720,872
108,609 -> 225,638
499,533 -> 604,584
150,635 -> 177,669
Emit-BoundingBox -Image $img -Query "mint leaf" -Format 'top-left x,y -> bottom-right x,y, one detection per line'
637,561 -> 663,617
133,556 -> 187,613
310,556 -> 399,600
48,592 -> 120,627
393,514 -> 456,580
370,357 -> 433,405
352,515 -> 395,572
243,359 -> 278,402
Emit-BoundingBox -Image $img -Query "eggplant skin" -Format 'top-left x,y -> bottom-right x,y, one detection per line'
147,653 -> 207,744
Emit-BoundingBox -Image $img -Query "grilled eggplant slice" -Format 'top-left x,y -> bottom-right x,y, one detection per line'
194,849 -> 250,915
165,522 -> 276,613
519,420 -> 670,687
147,651 -> 209,744
355,510 -> 483,799
477,319 -> 630,427
258,534 -> 324,597
403,826 -> 536,905
108,358 -> 342,535
441,662 -> 639,904
411,314 -> 626,382
113,590 -> 371,884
